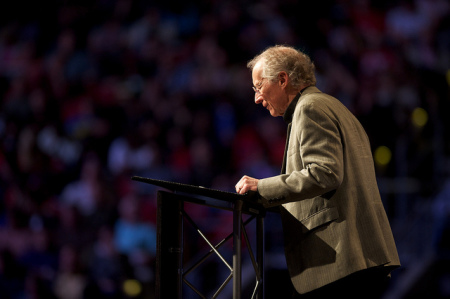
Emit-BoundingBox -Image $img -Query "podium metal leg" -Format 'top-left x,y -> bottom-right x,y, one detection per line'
156,191 -> 183,298
257,215 -> 264,299
233,200 -> 243,299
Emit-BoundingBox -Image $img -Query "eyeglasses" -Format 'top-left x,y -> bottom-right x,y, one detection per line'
252,78 -> 267,94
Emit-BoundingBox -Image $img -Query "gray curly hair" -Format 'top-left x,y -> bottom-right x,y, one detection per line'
247,45 -> 316,89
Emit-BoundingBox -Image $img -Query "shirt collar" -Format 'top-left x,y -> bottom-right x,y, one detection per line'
282,86 -> 308,124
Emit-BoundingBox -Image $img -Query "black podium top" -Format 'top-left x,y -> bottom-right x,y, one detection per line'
131,176 -> 260,204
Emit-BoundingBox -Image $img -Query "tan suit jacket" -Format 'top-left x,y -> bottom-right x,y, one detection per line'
258,86 -> 400,294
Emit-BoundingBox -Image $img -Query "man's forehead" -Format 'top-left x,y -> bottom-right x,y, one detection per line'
253,60 -> 264,73
252,62 -> 264,82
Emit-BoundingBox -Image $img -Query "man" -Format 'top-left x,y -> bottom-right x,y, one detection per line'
235,45 -> 400,298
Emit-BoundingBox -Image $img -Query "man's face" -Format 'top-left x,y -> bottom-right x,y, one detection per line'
252,61 -> 289,117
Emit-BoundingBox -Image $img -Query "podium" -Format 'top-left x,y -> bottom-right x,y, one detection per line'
131,176 -> 266,299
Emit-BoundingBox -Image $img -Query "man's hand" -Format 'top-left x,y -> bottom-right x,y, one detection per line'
235,175 -> 259,194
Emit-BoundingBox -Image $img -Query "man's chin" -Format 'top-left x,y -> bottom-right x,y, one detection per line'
268,109 -> 280,117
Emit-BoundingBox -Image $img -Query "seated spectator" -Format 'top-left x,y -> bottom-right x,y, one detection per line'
114,193 -> 156,284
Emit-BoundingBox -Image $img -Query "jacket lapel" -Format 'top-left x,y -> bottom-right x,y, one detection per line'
281,123 -> 292,174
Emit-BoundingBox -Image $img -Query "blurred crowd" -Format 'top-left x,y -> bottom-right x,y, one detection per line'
0,0 -> 449,298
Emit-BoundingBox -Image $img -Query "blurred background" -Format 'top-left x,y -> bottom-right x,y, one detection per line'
0,0 -> 449,298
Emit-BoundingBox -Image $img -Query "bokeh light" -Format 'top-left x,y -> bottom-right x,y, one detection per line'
412,107 -> 428,128
123,279 -> 142,297
374,146 -> 392,167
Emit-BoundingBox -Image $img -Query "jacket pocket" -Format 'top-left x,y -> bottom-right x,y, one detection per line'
300,206 -> 339,232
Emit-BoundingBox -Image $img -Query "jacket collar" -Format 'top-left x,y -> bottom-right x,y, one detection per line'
283,85 -> 319,124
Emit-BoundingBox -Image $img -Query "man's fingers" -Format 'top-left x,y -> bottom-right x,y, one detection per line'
235,175 -> 257,194
235,176 -> 246,193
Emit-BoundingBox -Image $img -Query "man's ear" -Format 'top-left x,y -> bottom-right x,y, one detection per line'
278,71 -> 288,87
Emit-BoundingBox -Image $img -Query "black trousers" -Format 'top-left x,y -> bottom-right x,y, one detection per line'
292,267 -> 392,299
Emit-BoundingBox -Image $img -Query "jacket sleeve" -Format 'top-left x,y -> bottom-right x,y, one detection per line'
257,100 -> 344,208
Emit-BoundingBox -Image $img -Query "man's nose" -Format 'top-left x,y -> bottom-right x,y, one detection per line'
255,94 -> 263,104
